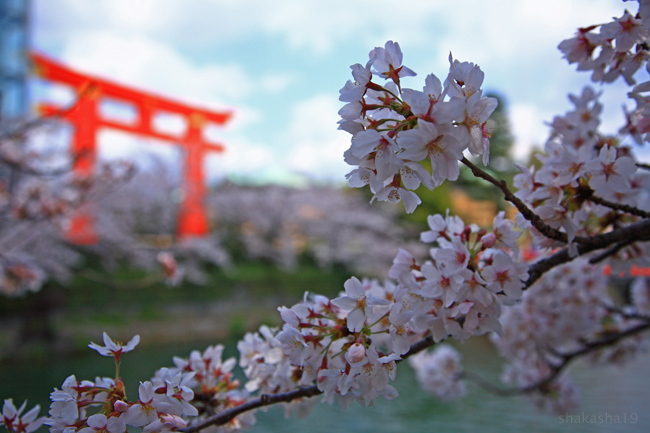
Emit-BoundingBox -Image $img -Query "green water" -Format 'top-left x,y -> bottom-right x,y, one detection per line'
1,336 -> 649,433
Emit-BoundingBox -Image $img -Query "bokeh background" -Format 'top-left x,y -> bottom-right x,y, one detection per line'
1,1 -> 649,432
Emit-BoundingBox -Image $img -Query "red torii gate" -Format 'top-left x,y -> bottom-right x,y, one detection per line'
31,52 -> 232,244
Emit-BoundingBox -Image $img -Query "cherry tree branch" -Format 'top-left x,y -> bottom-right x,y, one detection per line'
459,157 -> 650,287
460,157 -> 570,244
182,156 -> 650,432
460,319 -> 650,396
183,335 -> 436,432
524,218 -> 650,289
460,157 -> 650,247
637,162 -> 650,171
601,303 -> 650,321
587,193 -> 650,219
183,386 -> 323,433
587,237 -> 639,265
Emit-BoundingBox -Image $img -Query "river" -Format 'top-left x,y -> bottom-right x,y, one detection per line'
1,334 -> 648,433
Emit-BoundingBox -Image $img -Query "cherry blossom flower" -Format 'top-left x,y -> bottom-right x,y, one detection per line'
88,333 -> 140,362
142,414 -> 187,433
535,204 -> 578,244
369,41 -> 416,87
78,414 -> 125,433
420,262 -> 471,308
398,120 -> 462,185
1,400 -> 43,433
585,144 -> 637,194
408,345 -> 466,400
332,277 -> 390,332
121,382 -> 172,427
558,27 -> 601,64
444,54 -> 485,100
481,252 -> 528,302
276,325 -> 309,366
371,184 -> 422,214
388,248 -> 418,280
433,238 -> 471,272
389,307 -> 415,355
600,10 -> 648,52
151,369 -> 198,417
339,61 -> 373,103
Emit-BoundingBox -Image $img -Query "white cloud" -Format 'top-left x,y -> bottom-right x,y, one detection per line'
510,103 -> 549,161
61,32 -> 253,107
32,0 -> 646,184
259,73 -> 294,94
283,93 -> 350,182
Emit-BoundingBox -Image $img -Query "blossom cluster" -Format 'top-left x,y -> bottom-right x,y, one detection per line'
235,209 -> 528,411
491,258 -> 648,412
41,334 -> 197,433
559,2 -> 650,154
514,85 -> 646,255
407,345 -> 465,400
340,41 -> 498,213
167,345 -> 254,432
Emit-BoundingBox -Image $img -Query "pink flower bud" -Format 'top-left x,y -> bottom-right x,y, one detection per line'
480,233 -> 497,249
161,414 -> 187,429
114,400 -> 128,413
347,343 -> 366,363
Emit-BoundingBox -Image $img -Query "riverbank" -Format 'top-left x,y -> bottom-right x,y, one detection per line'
0,260 -> 351,361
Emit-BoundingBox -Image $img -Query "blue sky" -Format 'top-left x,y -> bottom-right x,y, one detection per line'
30,0 -> 642,185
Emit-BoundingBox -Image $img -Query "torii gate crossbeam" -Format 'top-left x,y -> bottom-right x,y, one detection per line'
31,52 -> 232,244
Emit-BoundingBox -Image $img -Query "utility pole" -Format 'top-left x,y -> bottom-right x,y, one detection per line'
0,0 -> 30,120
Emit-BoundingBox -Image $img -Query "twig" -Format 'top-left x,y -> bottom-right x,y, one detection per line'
600,303 -> 650,321
461,157 -> 573,244
0,90 -> 82,142
588,238 -> 638,264
587,193 -> 650,219
461,319 -> 650,396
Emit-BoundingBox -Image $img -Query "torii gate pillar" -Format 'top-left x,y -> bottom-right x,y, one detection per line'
67,87 -> 100,244
178,114 -> 211,238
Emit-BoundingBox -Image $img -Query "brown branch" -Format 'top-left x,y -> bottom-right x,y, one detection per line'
183,219 -> 650,431
588,237 -> 638,264
461,157 -> 571,244
0,88 -> 95,177
0,92 -> 81,142
461,157 -> 650,248
183,386 -> 322,433
601,303 -> 650,321
524,218 -> 650,289
637,162 -> 650,171
588,194 -> 650,219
